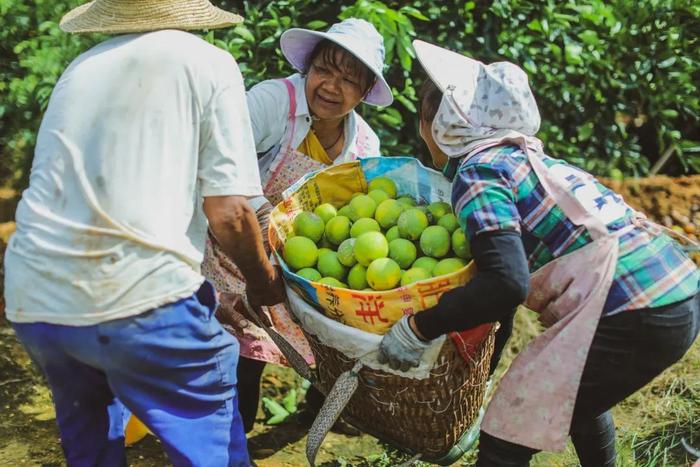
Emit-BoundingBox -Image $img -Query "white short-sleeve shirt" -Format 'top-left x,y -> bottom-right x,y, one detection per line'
4,30 -> 262,325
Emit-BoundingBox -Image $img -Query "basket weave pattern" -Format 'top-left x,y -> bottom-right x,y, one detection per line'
305,327 -> 495,458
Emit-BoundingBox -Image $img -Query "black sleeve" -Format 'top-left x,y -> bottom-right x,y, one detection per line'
413,230 -> 530,340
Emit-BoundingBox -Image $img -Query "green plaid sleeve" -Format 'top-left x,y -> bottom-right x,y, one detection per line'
452,162 -> 521,239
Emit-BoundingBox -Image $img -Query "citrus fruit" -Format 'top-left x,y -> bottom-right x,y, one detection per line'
452,228 -> 471,259
366,258 -> 402,290
368,177 -> 397,198
396,196 -> 417,207
427,201 -> 451,221
296,268 -> 322,281
283,236 -> 318,270
348,195 -> 377,221
374,199 -> 404,229
293,211 -> 324,243
416,205 -> 434,224
437,213 -> 459,233
433,258 -> 467,277
314,203 -> 337,223
347,264 -> 368,290
350,218 -> 381,238
388,238 -> 417,269
401,267 -> 432,286
419,225 -> 451,258
318,247 -> 334,258
413,256 -> 438,274
337,238 -> 357,267
317,251 -> 347,281
368,189 -> 389,205
318,277 -> 347,288
385,225 -> 400,242
397,208 -> 429,240
324,216 -> 351,245
353,231 -> 389,266
337,205 -> 353,218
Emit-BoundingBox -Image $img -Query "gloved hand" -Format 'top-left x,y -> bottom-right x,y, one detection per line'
378,316 -> 433,371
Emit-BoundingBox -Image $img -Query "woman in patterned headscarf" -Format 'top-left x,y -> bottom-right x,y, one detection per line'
377,40 -> 699,466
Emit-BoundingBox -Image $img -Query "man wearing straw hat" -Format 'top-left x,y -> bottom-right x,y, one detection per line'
3,1 -> 286,465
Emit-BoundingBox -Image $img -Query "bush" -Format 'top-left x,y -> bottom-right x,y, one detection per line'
1,0 -> 698,190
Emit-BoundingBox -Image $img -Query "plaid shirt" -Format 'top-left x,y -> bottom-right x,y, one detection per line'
451,145 -> 699,316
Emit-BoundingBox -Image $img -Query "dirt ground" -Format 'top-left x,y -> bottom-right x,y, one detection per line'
0,175 -> 699,466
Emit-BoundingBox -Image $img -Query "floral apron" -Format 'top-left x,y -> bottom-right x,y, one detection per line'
204,79 -> 323,366
480,138 -> 644,452
204,79 -> 367,366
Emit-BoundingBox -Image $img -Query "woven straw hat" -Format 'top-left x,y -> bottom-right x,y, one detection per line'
60,0 -> 243,34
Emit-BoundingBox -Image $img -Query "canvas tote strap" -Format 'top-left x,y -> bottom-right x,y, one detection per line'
242,297 -> 314,381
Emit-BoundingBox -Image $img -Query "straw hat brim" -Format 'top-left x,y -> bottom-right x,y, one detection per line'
281,28 -> 393,107
60,1 -> 243,34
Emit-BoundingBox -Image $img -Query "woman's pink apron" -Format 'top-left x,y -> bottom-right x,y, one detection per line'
480,140 -> 641,451
203,79 -> 367,366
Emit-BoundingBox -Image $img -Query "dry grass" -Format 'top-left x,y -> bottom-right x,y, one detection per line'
497,309 -> 699,467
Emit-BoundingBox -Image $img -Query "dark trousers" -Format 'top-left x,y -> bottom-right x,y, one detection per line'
236,357 -> 267,433
236,356 -> 325,433
477,293 -> 700,467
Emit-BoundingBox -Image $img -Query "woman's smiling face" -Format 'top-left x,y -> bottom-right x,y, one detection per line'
305,44 -> 372,121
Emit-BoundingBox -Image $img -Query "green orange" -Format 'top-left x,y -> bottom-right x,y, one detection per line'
368,177 -> 397,198
398,208 -> 429,240
366,258 -> 402,290
419,225 -> 451,258
353,231 -> 389,266
388,238 -> 417,269
293,211 -> 325,243
283,236 -> 318,270
350,217 -> 381,238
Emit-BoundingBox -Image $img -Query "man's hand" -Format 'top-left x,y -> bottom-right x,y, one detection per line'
216,292 -> 272,332
246,265 -> 287,309
204,195 -> 280,295
377,315 -> 433,372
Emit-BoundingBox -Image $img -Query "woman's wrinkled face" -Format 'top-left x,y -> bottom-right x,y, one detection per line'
305,49 -> 368,120
420,118 -> 449,170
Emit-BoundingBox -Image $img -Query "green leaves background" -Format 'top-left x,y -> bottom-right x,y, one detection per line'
1,0 -> 698,189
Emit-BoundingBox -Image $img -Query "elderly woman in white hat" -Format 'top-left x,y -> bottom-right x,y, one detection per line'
4,0 -> 289,465
202,18 -> 392,438
378,40 -> 699,466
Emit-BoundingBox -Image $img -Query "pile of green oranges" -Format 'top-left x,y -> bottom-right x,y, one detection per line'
282,177 -> 472,291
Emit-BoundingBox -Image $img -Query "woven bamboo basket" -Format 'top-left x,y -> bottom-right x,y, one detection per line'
303,325 -> 495,462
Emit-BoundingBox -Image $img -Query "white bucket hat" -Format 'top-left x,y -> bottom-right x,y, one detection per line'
413,39 -> 541,160
60,0 -> 243,34
280,18 -> 393,107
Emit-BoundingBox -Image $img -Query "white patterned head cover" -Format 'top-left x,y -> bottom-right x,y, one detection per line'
414,40 -> 543,160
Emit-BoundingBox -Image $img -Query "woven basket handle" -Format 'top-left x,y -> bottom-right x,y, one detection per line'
242,297 -> 316,382
306,361 -> 362,466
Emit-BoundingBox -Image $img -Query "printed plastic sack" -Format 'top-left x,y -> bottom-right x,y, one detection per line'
268,157 -> 477,335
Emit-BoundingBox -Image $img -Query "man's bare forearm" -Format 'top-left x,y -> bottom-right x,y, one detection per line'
204,196 -> 276,288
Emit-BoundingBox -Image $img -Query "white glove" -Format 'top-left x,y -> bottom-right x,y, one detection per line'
378,316 -> 432,371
